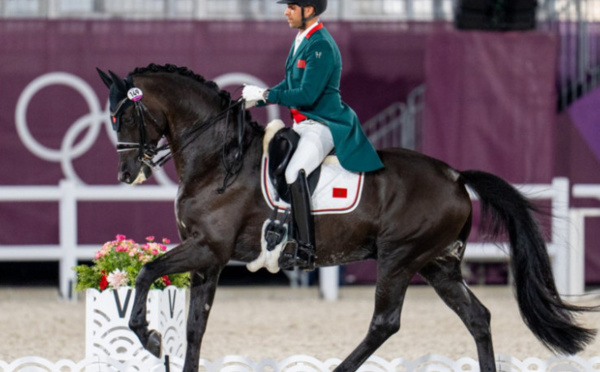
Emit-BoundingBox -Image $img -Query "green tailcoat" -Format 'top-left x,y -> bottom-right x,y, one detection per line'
266,24 -> 384,173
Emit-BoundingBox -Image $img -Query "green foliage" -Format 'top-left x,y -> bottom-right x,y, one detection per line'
74,234 -> 190,292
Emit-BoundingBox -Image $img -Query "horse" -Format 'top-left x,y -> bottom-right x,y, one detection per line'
96,63 -> 597,372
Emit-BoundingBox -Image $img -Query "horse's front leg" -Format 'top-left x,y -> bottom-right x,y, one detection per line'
183,267 -> 222,372
128,239 -> 221,358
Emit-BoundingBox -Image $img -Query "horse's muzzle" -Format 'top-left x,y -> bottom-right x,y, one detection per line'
118,164 -> 152,184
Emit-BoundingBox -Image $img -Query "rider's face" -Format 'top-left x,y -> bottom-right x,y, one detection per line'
284,4 -> 314,30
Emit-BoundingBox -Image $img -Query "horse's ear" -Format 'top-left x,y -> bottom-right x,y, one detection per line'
108,70 -> 127,93
96,68 -> 113,89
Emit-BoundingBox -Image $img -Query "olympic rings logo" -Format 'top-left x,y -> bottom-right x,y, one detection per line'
15,71 -> 280,185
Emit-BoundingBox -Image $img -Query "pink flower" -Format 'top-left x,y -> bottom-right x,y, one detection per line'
107,269 -> 129,289
115,234 -> 126,242
160,244 -> 167,252
162,238 -> 171,244
146,236 -> 155,242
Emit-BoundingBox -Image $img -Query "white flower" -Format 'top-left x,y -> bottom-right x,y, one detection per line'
107,269 -> 129,289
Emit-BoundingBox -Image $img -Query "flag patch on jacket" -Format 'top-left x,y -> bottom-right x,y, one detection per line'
297,60 -> 306,68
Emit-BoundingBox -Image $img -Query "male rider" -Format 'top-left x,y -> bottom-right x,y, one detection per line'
243,0 -> 383,270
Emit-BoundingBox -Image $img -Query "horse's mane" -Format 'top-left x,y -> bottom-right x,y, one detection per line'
129,63 -> 264,133
130,63 -> 232,102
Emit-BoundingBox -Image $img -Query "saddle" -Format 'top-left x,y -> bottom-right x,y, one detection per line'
267,127 -> 322,203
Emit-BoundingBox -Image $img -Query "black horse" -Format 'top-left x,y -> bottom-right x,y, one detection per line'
96,64 -> 596,372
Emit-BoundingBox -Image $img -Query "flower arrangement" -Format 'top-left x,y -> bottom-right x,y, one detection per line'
74,234 -> 190,291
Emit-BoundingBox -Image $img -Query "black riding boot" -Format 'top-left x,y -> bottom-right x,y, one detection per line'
279,170 -> 316,271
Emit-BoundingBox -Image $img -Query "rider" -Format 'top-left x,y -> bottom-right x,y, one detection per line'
242,0 -> 384,270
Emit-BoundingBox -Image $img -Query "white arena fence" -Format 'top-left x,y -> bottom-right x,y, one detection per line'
1,354 -> 599,372
0,177 -> 594,300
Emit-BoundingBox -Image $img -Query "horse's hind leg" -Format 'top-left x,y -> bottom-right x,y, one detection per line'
334,264 -> 412,372
419,258 -> 496,372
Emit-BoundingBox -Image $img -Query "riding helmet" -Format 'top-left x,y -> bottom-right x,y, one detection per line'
276,0 -> 327,16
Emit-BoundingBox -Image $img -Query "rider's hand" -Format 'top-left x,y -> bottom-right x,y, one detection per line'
242,85 -> 267,108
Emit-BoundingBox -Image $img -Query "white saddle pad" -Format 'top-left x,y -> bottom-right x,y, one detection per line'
260,154 -> 365,215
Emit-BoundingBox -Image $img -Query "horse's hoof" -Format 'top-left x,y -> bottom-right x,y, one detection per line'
145,330 -> 163,358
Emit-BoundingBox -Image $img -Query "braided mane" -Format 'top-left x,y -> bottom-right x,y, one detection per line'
130,63 -> 263,133
129,63 -> 233,103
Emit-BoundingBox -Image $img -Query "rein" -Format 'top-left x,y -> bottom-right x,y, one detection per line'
114,84 -> 248,192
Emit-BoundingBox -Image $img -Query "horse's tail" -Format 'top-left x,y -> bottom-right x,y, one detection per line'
460,170 -> 597,355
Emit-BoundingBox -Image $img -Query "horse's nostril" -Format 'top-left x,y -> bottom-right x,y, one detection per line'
118,172 -> 131,183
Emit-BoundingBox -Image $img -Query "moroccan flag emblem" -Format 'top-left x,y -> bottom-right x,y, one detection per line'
297,59 -> 306,68
332,187 -> 347,198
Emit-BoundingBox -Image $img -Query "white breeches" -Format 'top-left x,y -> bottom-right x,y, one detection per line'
285,119 -> 335,184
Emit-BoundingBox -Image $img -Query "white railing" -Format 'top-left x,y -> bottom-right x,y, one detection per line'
0,178 -> 588,299
0,354 -> 598,372
365,84 -> 426,151
570,184 -> 600,296
0,180 -> 339,301
0,180 -> 178,299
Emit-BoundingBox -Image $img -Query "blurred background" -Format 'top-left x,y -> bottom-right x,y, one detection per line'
1,0 -> 600,297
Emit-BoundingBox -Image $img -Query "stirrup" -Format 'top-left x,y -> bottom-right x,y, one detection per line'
279,240 -> 316,272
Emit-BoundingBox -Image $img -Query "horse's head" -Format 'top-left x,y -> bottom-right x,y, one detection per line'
97,68 -> 164,184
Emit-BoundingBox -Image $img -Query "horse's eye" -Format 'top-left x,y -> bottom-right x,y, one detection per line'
122,115 -> 135,126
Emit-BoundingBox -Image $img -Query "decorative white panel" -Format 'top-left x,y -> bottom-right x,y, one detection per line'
1,355 -> 600,372
85,286 -> 187,369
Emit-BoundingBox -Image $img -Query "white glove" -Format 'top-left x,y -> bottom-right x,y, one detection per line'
242,85 -> 266,108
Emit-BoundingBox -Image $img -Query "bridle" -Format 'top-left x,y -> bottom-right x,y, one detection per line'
112,89 -> 170,168
112,83 -> 248,192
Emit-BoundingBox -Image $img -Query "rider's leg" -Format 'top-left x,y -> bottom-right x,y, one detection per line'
284,120 -> 334,184
281,120 -> 333,270
285,169 -> 315,269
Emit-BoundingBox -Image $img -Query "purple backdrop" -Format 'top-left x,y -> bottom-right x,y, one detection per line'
422,30 -> 558,183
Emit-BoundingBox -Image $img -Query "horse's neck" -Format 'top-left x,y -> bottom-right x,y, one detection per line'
169,110 -> 264,188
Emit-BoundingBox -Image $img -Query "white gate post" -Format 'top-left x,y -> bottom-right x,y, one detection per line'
568,209 -> 586,296
550,177 -> 570,296
59,179 -> 77,300
319,266 -> 339,301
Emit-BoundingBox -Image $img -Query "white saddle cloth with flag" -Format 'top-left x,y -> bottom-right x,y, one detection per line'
260,126 -> 365,215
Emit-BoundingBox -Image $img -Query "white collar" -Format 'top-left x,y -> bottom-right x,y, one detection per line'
294,21 -> 320,54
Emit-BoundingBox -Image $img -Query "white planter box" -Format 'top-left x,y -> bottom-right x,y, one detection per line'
86,286 -> 187,367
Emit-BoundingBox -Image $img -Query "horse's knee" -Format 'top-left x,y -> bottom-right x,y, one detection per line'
367,315 -> 400,345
